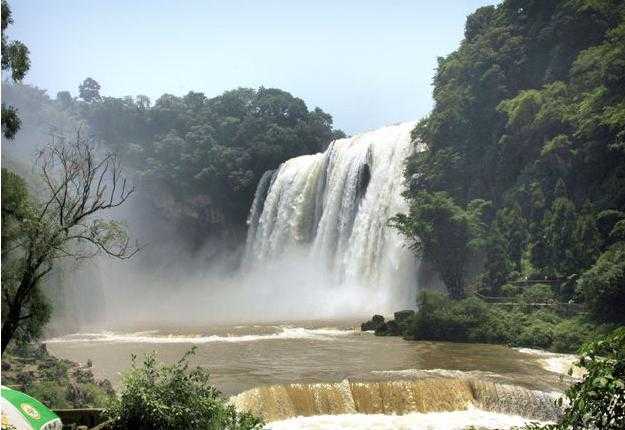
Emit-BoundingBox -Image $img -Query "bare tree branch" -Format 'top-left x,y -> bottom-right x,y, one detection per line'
2,132 -> 140,354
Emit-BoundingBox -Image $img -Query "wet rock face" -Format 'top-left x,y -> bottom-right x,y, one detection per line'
361,315 -> 385,331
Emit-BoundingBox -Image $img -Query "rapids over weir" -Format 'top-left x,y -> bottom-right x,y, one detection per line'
231,377 -> 561,423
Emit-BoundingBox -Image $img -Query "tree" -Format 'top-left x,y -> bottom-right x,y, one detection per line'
78,77 -> 101,103
577,242 -> 625,324
391,192 -> 486,299
543,196 -> 578,276
1,133 -> 138,354
399,0 -> 625,306
1,169 -> 52,345
1,0 -> 30,139
56,91 -> 74,110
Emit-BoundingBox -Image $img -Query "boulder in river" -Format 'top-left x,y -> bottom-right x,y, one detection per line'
375,320 -> 402,336
361,315 -> 385,331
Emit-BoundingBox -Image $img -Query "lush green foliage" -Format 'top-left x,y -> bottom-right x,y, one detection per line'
578,242 -> 625,323
59,83 -> 344,232
106,348 -> 262,430
402,290 -> 599,352
390,192 -> 489,298
1,0 -> 31,139
394,0 -> 625,323
1,169 -> 51,346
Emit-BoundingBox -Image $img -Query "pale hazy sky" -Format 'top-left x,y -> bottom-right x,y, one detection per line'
7,0 -> 498,134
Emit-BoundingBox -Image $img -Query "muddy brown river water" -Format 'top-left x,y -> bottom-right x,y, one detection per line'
46,321 -> 577,429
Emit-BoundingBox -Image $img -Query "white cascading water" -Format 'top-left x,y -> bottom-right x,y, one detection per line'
243,121 -> 420,315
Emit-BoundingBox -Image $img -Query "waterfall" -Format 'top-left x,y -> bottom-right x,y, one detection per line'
231,378 -> 562,423
243,122 -> 420,314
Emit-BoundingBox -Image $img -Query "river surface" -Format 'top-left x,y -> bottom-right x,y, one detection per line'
45,320 -> 575,397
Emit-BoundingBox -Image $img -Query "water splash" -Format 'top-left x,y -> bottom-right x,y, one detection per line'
266,408 -> 546,430
515,348 -> 585,379
44,327 -> 357,344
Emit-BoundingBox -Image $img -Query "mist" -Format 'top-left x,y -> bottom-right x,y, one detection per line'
1,84 -> 428,334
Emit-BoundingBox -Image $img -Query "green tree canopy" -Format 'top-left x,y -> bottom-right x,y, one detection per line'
395,0 -> 625,302
1,0 -> 30,139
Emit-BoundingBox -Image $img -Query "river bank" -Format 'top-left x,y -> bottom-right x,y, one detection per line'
1,343 -> 114,409
361,289 -> 610,355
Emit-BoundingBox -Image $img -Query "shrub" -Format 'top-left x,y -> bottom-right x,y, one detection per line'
500,283 -> 521,297
468,307 -> 520,344
406,292 -> 493,342
526,328 -> 625,429
78,383 -> 112,408
532,309 -> 561,324
577,243 -> 625,324
106,348 -> 262,430
403,290 -> 600,352
26,381 -> 69,409
518,284 -> 555,304
517,320 -> 555,349
551,318 -> 596,353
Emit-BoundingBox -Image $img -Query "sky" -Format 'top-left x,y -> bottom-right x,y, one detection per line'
6,0 -> 499,134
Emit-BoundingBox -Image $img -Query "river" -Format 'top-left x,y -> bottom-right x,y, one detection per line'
46,321 -> 577,429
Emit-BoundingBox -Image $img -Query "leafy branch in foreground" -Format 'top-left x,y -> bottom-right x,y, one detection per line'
525,328 -> 625,430
1,133 -> 139,354
106,348 -> 263,430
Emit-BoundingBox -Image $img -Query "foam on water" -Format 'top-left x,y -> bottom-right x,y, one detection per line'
265,407 -> 548,430
44,327 -> 356,344
515,348 -> 584,378
370,368 -> 503,380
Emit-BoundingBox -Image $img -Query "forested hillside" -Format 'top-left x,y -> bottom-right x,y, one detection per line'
3,83 -> 345,249
393,0 -> 625,325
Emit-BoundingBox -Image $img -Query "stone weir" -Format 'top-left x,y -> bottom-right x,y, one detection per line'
230,377 -> 561,423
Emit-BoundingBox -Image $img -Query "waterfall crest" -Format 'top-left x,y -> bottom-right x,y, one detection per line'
231,378 -> 561,423
243,122 -> 420,314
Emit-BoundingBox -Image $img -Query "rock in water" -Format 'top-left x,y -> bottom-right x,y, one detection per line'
375,320 -> 402,336
361,315 -> 385,331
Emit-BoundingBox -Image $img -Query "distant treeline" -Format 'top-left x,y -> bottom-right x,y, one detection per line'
3,81 -> 345,244
392,0 -> 625,324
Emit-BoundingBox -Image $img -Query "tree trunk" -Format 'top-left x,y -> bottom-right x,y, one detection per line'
1,304 -> 21,354
1,270 -> 36,355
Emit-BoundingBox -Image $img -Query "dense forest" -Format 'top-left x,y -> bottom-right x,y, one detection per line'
390,0 -> 625,350
4,82 -> 345,250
